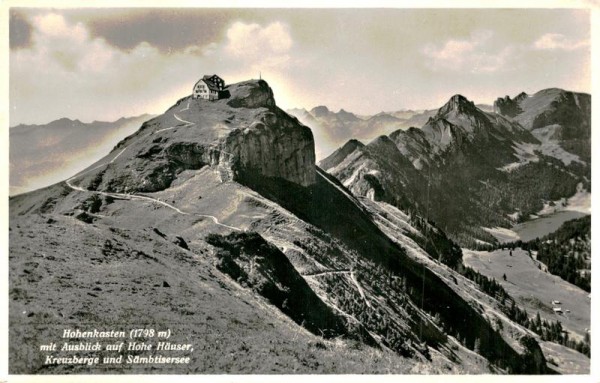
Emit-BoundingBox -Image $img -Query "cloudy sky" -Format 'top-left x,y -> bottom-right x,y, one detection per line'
9,7 -> 591,126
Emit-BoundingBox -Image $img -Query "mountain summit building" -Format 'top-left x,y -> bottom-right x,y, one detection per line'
193,75 -> 225,100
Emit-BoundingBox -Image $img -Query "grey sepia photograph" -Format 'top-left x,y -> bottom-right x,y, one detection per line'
5,3 -> 594,377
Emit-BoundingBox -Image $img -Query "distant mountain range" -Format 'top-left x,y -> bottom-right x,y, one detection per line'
287,104 -> 495,160
287,107 -> 436,159
320,88 -> 590,245
10,114 -> 154,195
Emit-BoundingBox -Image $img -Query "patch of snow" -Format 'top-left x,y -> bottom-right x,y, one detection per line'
500,126 -> 586,171
537,200 -> 565,216
497,141 -> 539,172
412,158 -> 423,170
499,162 -> 525,172
563,183 -> 591,214
531,126 -> 585,166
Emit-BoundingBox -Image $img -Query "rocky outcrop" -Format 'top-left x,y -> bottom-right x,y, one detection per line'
493,95 -> 524,117
207,231 -> 375,344
226,80 -> 276,109
437,94 -> 479,117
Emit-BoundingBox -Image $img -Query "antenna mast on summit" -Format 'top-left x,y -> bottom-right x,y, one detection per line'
259,71 -> 262,80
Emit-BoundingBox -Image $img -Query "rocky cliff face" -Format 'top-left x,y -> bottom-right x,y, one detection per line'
493,95 -> 524,117
77,79 -> 316,192
224,107 -> 316,187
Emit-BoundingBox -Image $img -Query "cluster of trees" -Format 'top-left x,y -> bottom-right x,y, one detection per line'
526,312 -> 591,357
80,194 -> 103,213
485,158 -> 584,224
416,154 -> 584,246
406,216 -> 463,269
538,249 -> 590,292
461,266 -> 511,303
504,300 -> 533,331
533,217 -> 590,292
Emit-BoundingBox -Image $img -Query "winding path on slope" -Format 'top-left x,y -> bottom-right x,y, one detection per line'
350,269 -> 372,308
65,104 -> 242,233
304,269 -> 351,277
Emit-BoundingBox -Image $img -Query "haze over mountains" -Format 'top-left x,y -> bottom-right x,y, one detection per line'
10,115 -> 154,195
286,107 -> 437,159
9,80 -> 590,374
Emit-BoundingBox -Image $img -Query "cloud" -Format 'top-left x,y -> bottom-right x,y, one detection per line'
533,33 -> 589,51
422,30 -> 516,74
224,21 -> 293,70
81,9 -> 232,53
34,12 -> 86,41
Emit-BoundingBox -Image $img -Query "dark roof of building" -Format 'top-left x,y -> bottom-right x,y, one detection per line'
200,74 -> 223,92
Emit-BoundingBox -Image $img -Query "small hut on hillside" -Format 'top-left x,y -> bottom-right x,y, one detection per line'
193,75 -> 225,100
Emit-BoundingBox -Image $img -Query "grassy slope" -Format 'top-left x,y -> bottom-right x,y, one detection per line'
463,248 -> 590,341
9,196 -> 416,374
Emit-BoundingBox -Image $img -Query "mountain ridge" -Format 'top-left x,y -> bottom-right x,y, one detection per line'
321,89 -> 590,245
9,79 -> 588,374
